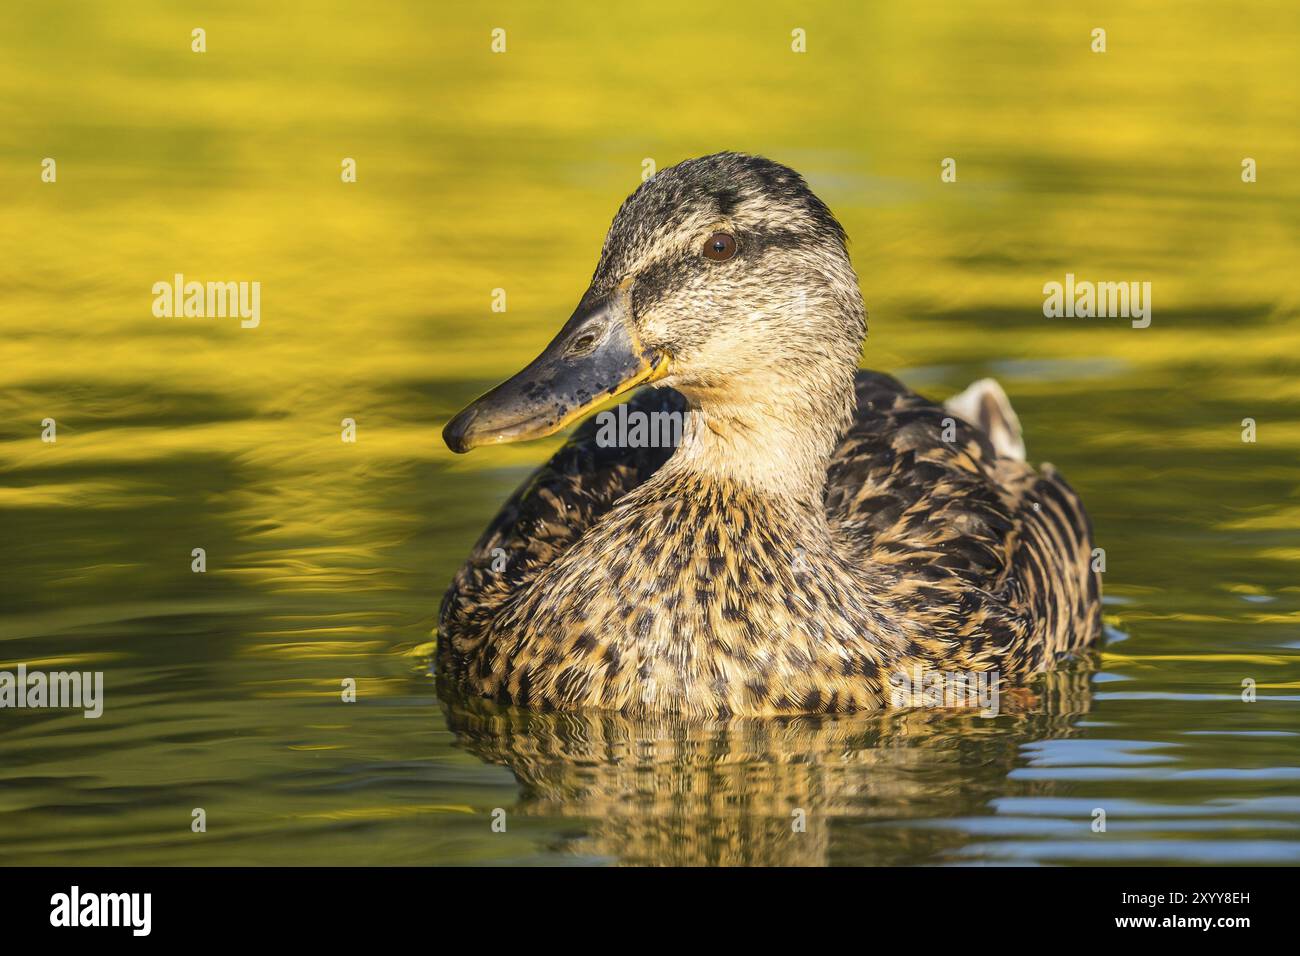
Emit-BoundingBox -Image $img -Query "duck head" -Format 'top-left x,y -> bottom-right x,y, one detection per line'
444,152 -> 866,493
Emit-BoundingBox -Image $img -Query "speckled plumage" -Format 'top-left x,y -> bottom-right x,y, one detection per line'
438,153 -> 1102,716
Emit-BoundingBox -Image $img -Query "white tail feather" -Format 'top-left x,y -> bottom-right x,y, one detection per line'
945,377 -> 1026,461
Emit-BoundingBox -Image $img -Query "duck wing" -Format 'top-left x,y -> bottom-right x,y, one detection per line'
438,387 -> 685,644
826,371 -> 1102,668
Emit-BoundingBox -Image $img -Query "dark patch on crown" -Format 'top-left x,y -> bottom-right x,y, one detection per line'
590,152 -> 848,292
711,185 -> 744,217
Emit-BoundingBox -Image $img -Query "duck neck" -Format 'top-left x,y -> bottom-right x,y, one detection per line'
654,369 -> 857,511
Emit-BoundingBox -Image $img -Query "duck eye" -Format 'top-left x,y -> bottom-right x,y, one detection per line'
702,232 -> 737,262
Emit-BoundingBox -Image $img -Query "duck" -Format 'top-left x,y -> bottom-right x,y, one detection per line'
438,152 -> 1102,718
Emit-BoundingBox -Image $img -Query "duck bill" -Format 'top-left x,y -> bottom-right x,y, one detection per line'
443,289 -> 669,453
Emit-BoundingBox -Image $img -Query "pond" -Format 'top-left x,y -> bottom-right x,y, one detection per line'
1,0 -> 1297,865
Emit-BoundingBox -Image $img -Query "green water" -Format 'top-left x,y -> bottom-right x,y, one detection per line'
1,1 -> 1298,865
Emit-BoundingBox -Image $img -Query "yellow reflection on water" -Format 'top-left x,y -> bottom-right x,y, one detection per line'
3,3 -> 1297,591
1,0 -> 1298,866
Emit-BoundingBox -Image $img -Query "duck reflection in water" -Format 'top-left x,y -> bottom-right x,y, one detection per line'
437,662 -> 1096,866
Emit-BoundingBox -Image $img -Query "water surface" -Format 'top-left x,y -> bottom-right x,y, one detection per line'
1,0 -> 1298,865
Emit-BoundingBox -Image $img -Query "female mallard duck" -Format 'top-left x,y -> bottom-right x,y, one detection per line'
439,152 -> 1102,717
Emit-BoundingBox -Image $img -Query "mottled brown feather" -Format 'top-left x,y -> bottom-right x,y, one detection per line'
438,372 -> 1103,716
